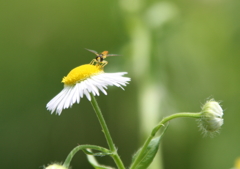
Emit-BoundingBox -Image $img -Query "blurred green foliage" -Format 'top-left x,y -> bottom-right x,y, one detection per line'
0,0 -> 240,169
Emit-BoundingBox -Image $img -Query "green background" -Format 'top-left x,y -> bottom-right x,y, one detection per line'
1,0 -> 240,168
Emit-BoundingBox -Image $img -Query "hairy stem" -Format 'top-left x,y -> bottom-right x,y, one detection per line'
90,93 -> 125,169
130,112 -> 202,169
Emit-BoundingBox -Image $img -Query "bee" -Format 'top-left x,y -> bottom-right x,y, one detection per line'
86,48 -> 119,67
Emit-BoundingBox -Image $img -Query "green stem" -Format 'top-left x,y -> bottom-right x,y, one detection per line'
63,144 -> 110,168
130,112 -> 202,169
90,93 -> 125,169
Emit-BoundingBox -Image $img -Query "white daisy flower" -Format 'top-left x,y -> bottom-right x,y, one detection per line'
47,63 -> 130,115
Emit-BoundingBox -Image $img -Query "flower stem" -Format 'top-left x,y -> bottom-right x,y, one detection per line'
130,112 -> 202,169
90,93 -> 125,169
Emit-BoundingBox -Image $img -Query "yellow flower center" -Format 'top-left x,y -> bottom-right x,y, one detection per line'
62,64 -> 103,85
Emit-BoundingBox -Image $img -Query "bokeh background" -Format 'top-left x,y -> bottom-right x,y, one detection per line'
1,0 -> 240,168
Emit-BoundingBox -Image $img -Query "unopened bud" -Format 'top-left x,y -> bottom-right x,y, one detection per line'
198,99 -> 224,135
45,163 -> 68,169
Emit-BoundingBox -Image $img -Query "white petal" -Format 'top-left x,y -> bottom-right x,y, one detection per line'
56,87 -> 72,114
84,89 -> 91,101
46,71 -> 130,114
78,83 -> 84,98
85,79 -> 99,96
47,87 -> 70,114
64,85 -> 77,108
74,84 -> 80,104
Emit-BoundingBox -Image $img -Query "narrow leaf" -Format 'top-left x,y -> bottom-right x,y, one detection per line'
83,149 -> 112,157
63,144 -> 110,168
86,149 -> 115,169
132,136 -> 161,169
130,124 -> 168,169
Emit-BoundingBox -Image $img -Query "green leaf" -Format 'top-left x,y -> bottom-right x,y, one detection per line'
83,149 -> 112,157
130,124 -> 168,169
86,149 -> 115,169
131,136 -> 161,169
63,145 -> 111,168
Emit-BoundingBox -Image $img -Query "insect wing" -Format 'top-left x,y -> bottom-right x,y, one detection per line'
106,54 -> 121,57
85,48 -> 99,55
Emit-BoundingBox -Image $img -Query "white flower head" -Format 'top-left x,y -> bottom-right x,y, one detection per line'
46,61 -> 130,115
45,163 -> 68,169
198,99 -> 224,136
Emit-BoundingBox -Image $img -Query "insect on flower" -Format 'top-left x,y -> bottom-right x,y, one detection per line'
86,48 -> 120,67
46,49 -> 130,115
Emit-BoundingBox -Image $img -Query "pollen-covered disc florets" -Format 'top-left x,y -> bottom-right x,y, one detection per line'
62,64 -> 103,85
198,99 -> 224,135
46,64 -> 130,115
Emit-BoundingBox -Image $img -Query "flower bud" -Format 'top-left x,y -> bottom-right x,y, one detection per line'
45,163 -> 68,169
198,99 -> 224,135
